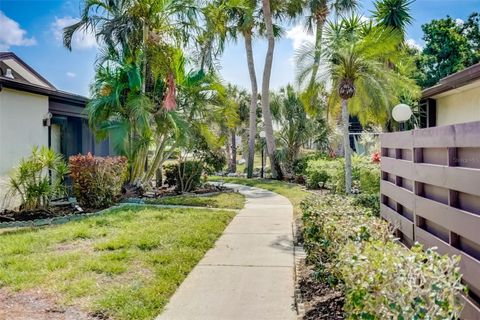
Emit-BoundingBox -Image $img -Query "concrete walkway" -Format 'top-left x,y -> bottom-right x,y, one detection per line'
156,183 -> 296,320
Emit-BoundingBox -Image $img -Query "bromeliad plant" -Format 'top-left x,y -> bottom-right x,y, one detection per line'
8,146 -> 69,210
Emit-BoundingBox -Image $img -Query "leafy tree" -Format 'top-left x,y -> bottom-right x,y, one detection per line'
418,12 -> 480,88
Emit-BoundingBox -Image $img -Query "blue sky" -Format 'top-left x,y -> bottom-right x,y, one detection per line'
1,0 -> 479,97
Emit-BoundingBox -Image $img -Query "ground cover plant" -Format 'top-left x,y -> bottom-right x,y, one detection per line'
0,205 -> 235,319
301,195 -> 465,319
145,192 -> 245,209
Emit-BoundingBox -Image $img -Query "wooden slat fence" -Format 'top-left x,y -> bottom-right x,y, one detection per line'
380,121 -> 480,319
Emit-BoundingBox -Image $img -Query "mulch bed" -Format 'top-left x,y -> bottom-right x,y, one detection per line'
0,184 -> 230,224
0,204 -> 85,223
298,261 -> 345,320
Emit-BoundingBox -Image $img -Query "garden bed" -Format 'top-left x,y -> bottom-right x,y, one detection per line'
0,203 -> 102,223
298,261 -> 345,320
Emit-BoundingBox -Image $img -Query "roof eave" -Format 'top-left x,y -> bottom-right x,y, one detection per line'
0,77 -> 88,105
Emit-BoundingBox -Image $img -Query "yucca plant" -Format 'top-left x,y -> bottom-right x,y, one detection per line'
8,146 -> 68,211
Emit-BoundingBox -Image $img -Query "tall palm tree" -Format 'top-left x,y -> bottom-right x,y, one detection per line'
372,0 -> 414,39
297,0 -> 358,115
260,0 -> 281,179
298,17 -> 419,193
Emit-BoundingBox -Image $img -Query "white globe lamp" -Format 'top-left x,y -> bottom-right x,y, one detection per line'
392,104 -> 412,123
392,104 -> 412,131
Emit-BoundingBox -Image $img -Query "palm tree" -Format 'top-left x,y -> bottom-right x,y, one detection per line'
297,17 -> 419,193
372,0 -> 414,39
87,48 -> 152,183
297,0 -> 358,115
260,0 -> 281,179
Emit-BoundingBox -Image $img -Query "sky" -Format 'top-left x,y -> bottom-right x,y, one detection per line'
1,0 -> 479,97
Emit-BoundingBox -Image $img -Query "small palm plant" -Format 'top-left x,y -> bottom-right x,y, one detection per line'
8,146 -> 69,210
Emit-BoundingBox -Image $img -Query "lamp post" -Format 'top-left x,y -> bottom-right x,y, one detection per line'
259,131 -> 266,178
392,103 -> 413,131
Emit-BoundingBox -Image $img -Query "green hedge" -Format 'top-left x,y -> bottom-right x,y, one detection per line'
301,195 -> 465,319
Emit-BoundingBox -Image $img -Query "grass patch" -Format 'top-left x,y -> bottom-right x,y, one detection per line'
208,176 -> 309,216
0,205 -> 235,319
144,192 -> 245,209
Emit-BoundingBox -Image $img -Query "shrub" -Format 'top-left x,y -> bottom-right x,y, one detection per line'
69,154 -> 127,209
305,158 -> 342,190
304,155 -> 380,195
301,195 -> 465,319
351,193 -> 380,216
203,151 -> 226,175
164,161 -> 203,192
8,146 -> 68,210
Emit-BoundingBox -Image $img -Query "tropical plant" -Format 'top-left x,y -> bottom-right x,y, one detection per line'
8,146 -> 68,210
372,0 -> 414,39
271,85 -> 327,174
295,0 -> 358,116
260,0 -> 281,179
297,16 -> 419,193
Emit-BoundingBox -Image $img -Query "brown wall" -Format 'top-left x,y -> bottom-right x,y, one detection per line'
380,121 -> 480,319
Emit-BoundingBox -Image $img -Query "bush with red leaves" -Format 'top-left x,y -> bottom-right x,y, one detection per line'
69,153 -> 128,209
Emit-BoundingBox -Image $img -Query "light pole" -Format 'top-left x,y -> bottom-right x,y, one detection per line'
259,131 -> 266,178
392,104 -> 413,131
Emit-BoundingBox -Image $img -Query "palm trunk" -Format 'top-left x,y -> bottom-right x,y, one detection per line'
342,98 -> 352,194
308,15 -> 326,88
230,129 -> 237,173
225,131 -> 232,172
261,0 -> 278,179
244,32 -> 258,178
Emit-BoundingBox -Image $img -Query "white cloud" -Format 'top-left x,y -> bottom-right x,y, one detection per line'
286,25 -> 315,50
66,71 -> 76,78
0,11 -> 36,51
405,38 -> 423,51
455,18 -> 464,27
51,16 -> 97,50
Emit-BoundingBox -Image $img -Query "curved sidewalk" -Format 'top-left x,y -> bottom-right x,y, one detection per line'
156,183 -> 296,320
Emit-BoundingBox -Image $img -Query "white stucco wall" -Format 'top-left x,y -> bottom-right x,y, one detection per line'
0,88 -> 49,209
436,85 -> 480,126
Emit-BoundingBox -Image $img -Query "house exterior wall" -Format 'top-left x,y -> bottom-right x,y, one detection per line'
436,86 -> 480,126
0,88 -> 48,209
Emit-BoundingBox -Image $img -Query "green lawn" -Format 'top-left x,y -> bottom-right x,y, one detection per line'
145,192 -> 245,209
0,205 -> 235,319
208,176 -> 310,216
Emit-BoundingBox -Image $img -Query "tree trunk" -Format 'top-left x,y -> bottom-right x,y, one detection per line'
342,99 -> 352,194
225,131 -> 232,173
244,32 -> 258,178
308,15 -> 326,88
260,0 -> 279,179
230,129 -> 237,173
